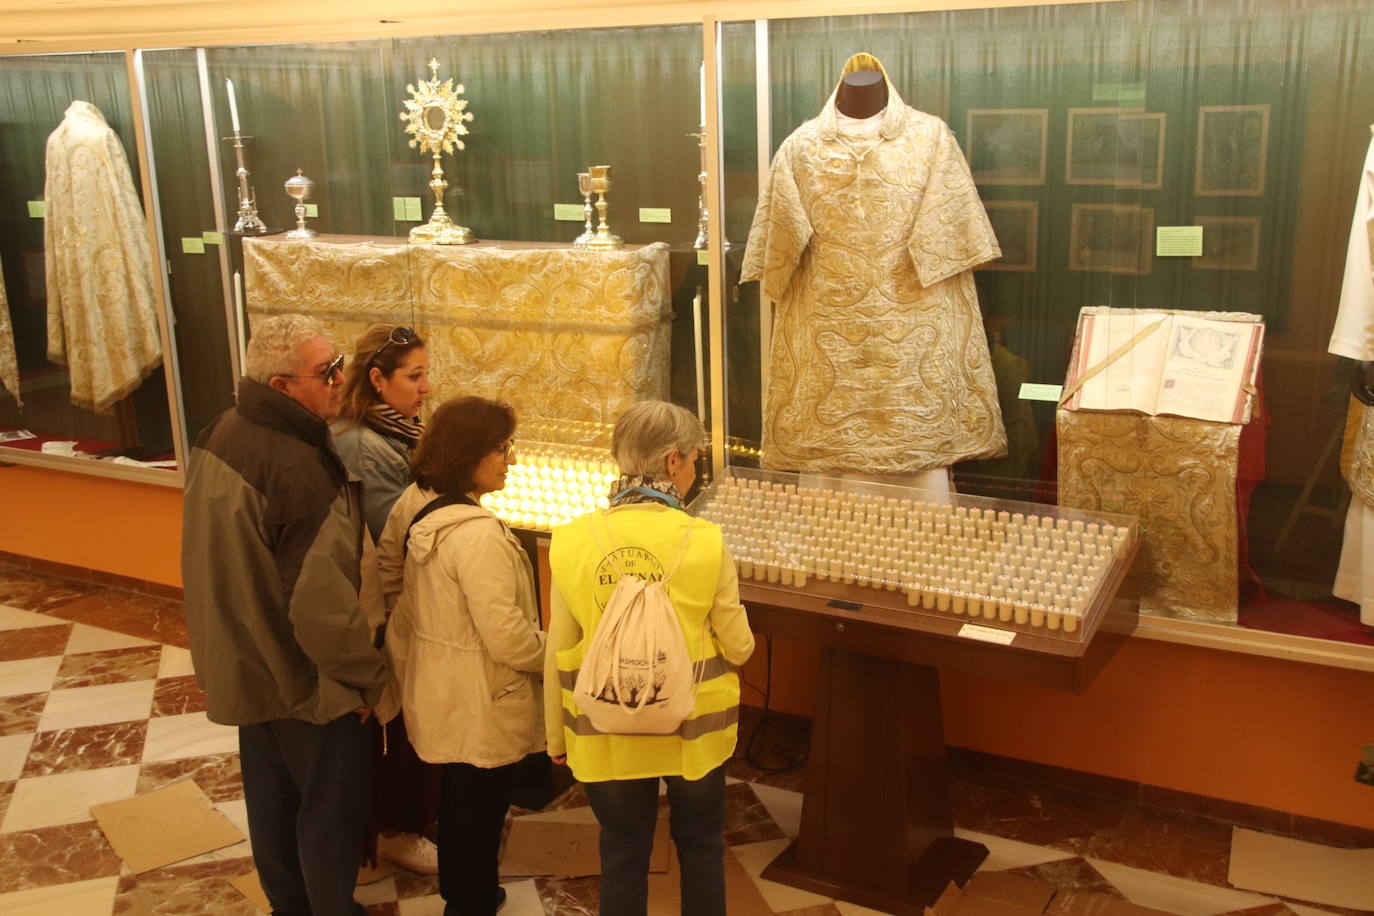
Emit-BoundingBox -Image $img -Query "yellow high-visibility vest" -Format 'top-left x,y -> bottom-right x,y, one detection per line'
549,504 -> 740,782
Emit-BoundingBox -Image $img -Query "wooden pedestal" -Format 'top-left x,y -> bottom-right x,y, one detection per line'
760,651 -> 985,913
743,541 -> 1139,913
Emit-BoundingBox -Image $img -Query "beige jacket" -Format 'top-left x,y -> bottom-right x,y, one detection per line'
379,483 -> 547,767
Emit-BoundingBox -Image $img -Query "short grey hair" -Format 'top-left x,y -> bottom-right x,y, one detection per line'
611,400 -> 704,477
244,314 -> 329,384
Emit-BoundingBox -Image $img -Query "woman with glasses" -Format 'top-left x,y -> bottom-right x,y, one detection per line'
544,400 -> 755,916
381,396 -> 546,916
333,324 -> 431,542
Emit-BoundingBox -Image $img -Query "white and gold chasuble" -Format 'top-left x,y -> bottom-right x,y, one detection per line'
742,54 -> 1007,474
44,101 -> 162,414
0,268 -> 18,407
1329,130 -> 1374,624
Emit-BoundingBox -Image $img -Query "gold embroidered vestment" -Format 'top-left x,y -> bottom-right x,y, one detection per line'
742,56 -> 1006,474
44,101 -> 162,413
0,268 -> 18,406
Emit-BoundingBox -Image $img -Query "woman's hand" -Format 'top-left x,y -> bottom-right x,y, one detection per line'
551,755 -> 567,766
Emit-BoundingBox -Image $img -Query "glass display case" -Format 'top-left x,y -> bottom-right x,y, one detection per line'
3,0 -> 1374,659
0,50 -> 178,477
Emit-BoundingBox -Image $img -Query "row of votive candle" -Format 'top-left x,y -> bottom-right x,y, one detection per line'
694,476 -> 1134,635
482,449 -> 617,531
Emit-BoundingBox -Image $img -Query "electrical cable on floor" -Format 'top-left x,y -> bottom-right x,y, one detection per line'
743,637 -> 808,774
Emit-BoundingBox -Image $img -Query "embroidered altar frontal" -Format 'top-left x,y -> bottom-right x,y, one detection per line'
1057,408 -> 1241,623
244,235 -> 671,447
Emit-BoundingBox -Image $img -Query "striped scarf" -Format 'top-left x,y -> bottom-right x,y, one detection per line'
364,403 -> 423,449
609,475 -> 684,509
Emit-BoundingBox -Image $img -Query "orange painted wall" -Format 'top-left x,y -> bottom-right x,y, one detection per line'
743,635 -> 1374,830
0,465 -> 183,587
3,464 -> 1371,829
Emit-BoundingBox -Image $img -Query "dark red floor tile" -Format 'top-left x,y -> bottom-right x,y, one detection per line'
53,644 -> 161,689
151,675 -> 207,718
0,624 -> 73,662
23,719 -> 148,777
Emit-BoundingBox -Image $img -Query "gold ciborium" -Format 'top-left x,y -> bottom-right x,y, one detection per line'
400,59 -> 476,245
572,172 -> 595,248
585,165 -> 623,251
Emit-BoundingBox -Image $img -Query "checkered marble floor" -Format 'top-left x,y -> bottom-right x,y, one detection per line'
0,564 -> 1360,916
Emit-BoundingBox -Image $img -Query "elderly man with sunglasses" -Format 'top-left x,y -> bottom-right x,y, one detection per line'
183,314 -> 387,916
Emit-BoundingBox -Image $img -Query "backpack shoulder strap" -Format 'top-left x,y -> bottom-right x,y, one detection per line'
403,493 -> 475,557
589,510 -> 628,579
660,518 -> 697,582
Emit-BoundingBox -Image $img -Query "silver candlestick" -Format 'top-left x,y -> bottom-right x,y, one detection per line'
227,130 -> 267,234
691,129 -> 709,250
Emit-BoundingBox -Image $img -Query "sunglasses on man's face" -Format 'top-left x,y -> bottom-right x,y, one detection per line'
279,353 -> 346,386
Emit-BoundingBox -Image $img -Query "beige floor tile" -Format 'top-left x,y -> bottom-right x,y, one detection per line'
0,875 -> 120,914
955,827 -> 1078,871
1,763 -> 140,832
0,606 -> 62,630
0,656 -> 62,698
64,624 -> 154,656
0,731 -> 35,781
749,782 -> 803,838
38,681 -> 155,731
157,645 -> 195,680
730,838 -> 833,912
1087,857 -> 1280,915
502,878 -> 544,916
141,711 -> 237,763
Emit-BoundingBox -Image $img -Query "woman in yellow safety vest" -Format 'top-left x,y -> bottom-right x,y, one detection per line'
544,399 -> 755,916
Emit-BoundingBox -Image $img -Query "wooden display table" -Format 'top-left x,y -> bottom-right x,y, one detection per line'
243,234 -> 671,447
740,543 -> 1140,914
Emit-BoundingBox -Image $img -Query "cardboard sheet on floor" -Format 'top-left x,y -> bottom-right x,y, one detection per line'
89,779 -> 243,873
1228,827 -> 1374,910
927,872 -> 1057,916
228,869 -> 271,913
645,844 -> 772,916
500,809 -> 671,877
926,872 -> 1180,916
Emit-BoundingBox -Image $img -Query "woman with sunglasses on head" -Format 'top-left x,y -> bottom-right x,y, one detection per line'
331,324 -> 440,875
381,396 -> 546,916
333,324 -> 431,542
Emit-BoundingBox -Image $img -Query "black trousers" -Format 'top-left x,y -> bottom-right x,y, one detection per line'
438,760 -> 519,916
239,713 -> 371,916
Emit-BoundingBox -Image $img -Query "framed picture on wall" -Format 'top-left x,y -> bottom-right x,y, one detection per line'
1193,216 -> 1261,270
966,109 -> 1048,185
1195,104 -> 1270,196
980,201 -> 1038,271
1069,203 -> 1155,274
1066,108 -> 1166,188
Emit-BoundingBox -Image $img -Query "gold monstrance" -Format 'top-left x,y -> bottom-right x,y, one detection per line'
400,58 -> 476,244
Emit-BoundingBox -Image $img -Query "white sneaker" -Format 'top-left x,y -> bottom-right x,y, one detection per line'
377,830 -> 439,874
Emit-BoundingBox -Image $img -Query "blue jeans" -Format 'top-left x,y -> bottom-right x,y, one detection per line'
582,766 -> 726,916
